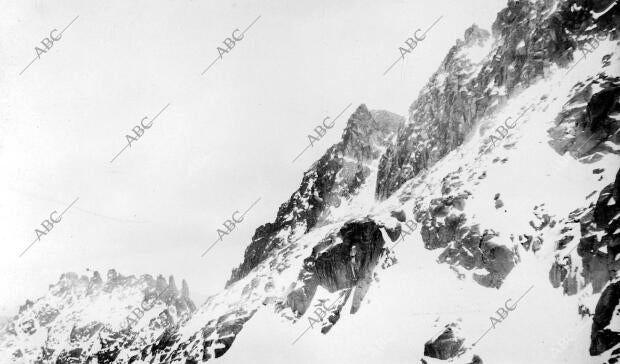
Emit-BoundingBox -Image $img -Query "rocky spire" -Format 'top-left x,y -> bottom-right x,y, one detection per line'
167,276 -> 179,297
106,269 -> 118,282
91,271 -> 102,285
227,104 -> 403,286
181,279 -> 190,299
156,275 -> 167,291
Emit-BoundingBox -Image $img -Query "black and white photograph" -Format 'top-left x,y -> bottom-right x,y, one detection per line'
0,0 -> 619,363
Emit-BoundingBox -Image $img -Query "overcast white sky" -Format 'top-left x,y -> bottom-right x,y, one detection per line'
0,0 -> 506,316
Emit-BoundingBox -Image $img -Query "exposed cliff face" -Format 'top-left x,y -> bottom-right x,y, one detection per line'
591,281 -> 620,357
227,105 -> 403,285
132,213 -> 407,363
541,73 -> 620,363
549,74 -> 620,159
285,218 -> 394,318
579,168 -> 619,292
122,107 -> 405,364
376,23 -> 495,200
548,167 -> 620,360
376,0 -> 618,201
416,170 -> 520,289
2,1 -> 619,363
373,0 -> 620,297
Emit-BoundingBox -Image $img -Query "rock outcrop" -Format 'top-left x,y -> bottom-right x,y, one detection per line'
227,105 -> 403,285
550,167 -> 620,295
423,322 -> 466,360
376,0 -> 619,200
284,218 -> 394,320
0,270 -> 195,363
416,171 -> 519,288
590,281 -> 620,357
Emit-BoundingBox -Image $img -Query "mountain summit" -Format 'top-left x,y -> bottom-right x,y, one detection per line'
1,0 -> 619,363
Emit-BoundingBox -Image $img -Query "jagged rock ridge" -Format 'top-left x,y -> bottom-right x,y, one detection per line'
1,0 -> 619,363
0,270 -> 195,363
227,105 -> 404,285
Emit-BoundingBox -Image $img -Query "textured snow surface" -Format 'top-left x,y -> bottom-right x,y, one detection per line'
1,6 -> 618,364
218,34 -> 620,364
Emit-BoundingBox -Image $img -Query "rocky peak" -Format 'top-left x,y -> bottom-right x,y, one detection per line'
106,268 -> 118,281
91,270 -> 102,285
376,18 -> 497,200
462,24 -> 490,47
339,104 -> 403,161
167,275 -> 179,297
156,274 -> 167,290
2,1 -> 618,363
1,269 -> 196,363
181,279 -> 190,299
375,0 -> 616,201
17,301 -> 33,315
227,105 -> 403,286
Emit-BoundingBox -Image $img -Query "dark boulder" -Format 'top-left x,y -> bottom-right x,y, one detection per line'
424,323 -> 466,360
590,281 -> 620,356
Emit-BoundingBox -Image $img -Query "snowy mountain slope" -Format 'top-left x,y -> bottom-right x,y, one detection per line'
1,0 -> 619,363
227,105 -> 404,286
219,21 -> 620,363
0,270 -> 195,363
377,0 -> 619,201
